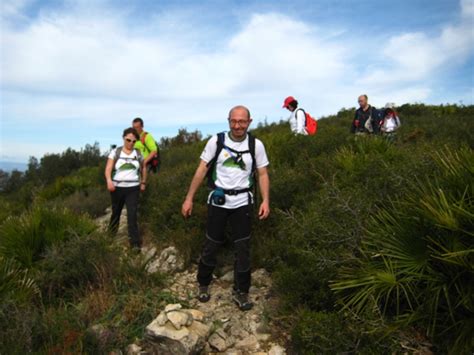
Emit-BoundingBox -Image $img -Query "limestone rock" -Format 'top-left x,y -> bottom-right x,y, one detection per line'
164,303 -> 182,312
208,331 -> 228,352
167,310 -> 190,330
220,270 -> 234,282
146,321 -> 190,341
156,311 -> 168,326
235,334 -> 259,351
141,246 -> 157,262
187,320 -> 210,338
269,344 -> 286,355
126,343 -> 142,355
146,246 -> 184,274
208,328 -> 235,352
182,309 -> 205,322
145,304 -> 211,354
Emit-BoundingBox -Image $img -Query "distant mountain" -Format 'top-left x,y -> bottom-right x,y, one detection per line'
0,161 -> 27,172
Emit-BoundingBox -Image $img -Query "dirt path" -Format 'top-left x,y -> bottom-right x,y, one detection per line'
95,209 -> 287,354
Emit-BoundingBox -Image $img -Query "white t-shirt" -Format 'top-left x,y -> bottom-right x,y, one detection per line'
289,108 -> 307,135
383,116 -> 401,133
108,148 -> 142,187
200,132 -> 270,209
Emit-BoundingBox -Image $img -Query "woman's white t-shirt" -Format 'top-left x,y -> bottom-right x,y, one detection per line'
289,108 -> 307,135
108,148 -> 142,187
383,116 -> 400,133
200,133 -> 269,209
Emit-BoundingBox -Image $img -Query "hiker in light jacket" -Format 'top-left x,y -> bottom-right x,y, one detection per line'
282,96 -> 307,135
105,127 -> 147,250
380,103 -> 401,141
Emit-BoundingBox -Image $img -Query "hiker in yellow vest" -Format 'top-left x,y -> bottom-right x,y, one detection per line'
132,117 -> 158,170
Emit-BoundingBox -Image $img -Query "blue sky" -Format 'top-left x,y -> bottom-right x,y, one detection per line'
1,0 -> 473,163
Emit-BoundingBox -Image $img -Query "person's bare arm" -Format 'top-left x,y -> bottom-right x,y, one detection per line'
140,162 -> 148,192
181,160 -> 209,218
257,166 -> 270,219
105,158 -> 116,192
144,151 -> 157,166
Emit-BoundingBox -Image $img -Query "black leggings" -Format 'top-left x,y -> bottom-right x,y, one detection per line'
197,204 -> 253,293
108,185 -> 141,248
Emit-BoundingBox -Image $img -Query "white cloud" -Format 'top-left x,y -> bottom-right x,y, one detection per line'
362,2 -> 474,89
1,6 -> 356,126
0,0 -> 473,162
461,0 -> 474,18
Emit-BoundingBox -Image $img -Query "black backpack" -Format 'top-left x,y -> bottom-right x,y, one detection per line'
206,132 -> 257,189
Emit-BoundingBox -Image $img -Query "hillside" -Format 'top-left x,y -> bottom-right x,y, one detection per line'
0,104 -> 473,354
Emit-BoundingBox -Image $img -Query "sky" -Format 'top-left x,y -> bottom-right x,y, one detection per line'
1,0 -> 473,163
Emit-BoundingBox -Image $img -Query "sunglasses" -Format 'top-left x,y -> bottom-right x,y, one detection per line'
125,138 -> 137,144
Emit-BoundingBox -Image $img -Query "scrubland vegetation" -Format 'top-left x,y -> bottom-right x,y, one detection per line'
1,104 -> 472,353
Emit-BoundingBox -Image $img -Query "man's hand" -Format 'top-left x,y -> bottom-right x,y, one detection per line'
107,180 -> 116,192
258,200 -> 270,220
140,183 -> 146,192
182,199 -> 193,218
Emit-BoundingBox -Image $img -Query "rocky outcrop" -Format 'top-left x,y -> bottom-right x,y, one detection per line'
143,246 -> 184,274
130,267 -> 287,354
142,303 -> 210,354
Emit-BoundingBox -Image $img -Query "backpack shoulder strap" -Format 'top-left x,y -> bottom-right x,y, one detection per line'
207,132 -> 225,167
248,132 -> 256,174
206,132 -> 225,188
114,147 -> 123,165
295,108 -> 307,124
140,132 -> 147,145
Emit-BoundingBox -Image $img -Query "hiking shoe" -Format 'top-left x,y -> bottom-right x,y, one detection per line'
198,285 -> 210,303
232,289 -> 253,311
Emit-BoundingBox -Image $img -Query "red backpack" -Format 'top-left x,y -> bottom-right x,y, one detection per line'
297,108 -> 318,135
140,132 -> 161,173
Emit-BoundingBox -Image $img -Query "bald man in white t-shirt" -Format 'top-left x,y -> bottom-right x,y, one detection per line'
182,105 -> 270,311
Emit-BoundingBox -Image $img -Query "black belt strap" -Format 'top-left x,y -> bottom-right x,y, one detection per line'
222,188 -> 251,196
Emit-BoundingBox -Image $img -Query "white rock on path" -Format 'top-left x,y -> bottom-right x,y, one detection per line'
146,246 -> 184,274
235,334 -> 259,351
167,310 -> 190,330
164,303 -> 182,312
208,331 -> 228,352
145,304 -> 211,354
146,321 -> 190,341
126,343 -> 142,355
269,343 -> 287,355
182,309 -> 205,322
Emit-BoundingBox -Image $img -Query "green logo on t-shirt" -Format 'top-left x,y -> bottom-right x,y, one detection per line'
222,157 -> 246,170
119,162 -> 137,171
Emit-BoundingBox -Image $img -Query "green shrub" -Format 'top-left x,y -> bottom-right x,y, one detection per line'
292,310 -> 355,354
0,300 -> 40,353
0,206 -> 96,267
37,232 -> 118,302
331,146 -> 474,353
0,256 -> 39,303
50,187 -> 110,218
39,166 -> 104,201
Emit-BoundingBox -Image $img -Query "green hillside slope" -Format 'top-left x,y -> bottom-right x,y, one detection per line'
0,104 -> 472,353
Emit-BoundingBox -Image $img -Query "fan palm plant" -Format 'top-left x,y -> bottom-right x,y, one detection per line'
331,146 -> 474,353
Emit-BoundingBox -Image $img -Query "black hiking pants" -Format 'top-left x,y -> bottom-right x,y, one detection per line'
108,185 -> 141,248
197,204 -> 253,293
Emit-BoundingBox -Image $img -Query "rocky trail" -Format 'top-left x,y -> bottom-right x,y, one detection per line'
96,208 -> 288,355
